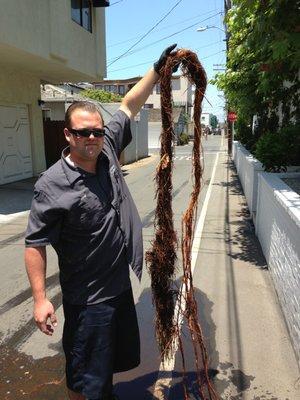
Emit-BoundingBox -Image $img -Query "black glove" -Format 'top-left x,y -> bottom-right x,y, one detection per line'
153,44 -> 179,74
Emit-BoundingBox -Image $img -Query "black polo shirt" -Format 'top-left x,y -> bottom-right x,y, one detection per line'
25,110 -> 143,305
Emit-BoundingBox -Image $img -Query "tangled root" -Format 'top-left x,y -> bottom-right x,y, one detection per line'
146,49 -> 219,400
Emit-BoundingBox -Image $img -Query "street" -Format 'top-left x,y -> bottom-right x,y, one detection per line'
1,2 -> 299,399
1,132 -> 299,400
0,135 -> 223,400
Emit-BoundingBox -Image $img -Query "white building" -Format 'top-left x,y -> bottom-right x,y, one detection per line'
146,75 -> 193,112
0,0 -> 108,185
94,75 -> 194,114
200,113 -> 213,128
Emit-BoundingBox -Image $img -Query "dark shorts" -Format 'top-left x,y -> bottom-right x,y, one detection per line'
62,288 -> 140,399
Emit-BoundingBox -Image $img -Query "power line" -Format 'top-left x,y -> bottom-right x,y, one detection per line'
107,11 -> 222,66
110,0 -> 124,5
108,41 -> 224,73
107,8 -> 219,48
201,50 -> 225,60
107,0 -> 184,67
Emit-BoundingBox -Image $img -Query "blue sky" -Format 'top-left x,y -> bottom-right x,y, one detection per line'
105,0 -> 226,121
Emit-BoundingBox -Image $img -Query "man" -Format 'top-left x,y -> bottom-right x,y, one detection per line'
24,45 -> 178,400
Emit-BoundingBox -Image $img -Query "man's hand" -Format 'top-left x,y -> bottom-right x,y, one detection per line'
120,46 -> 179,119
34,298 -> 57,336
153,43 -> 179,74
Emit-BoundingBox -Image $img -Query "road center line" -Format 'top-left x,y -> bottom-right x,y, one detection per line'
152,151 -> 220,399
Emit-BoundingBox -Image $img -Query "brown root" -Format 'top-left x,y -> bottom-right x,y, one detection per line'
146,48 -> 219,399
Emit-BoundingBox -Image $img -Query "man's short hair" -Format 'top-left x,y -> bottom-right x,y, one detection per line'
65,101 -> 104,129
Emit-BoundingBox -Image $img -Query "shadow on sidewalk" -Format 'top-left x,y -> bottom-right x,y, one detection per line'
0,177 -> 36,215
218,158 -> 267,268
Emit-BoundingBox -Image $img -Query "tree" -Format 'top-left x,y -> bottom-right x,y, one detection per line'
81,89 -> 123,103
212,0 -> 300,156
210,115 -> 218,129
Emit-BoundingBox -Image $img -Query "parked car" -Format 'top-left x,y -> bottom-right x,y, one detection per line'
212,128 -> 221,135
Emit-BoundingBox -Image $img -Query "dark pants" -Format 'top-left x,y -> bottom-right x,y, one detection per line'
62,288 -> 140,399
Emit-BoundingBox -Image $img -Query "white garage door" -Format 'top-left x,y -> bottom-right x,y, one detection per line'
0,104 -> 33,185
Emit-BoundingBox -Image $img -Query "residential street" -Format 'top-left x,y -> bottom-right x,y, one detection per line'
1,1 -> 299,399
0,135 -> 299,399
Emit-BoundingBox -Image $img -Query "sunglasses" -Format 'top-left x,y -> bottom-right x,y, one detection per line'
68,128 -> 105,138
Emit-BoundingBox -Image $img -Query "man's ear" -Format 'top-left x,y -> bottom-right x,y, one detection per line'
64,128 -> 71,143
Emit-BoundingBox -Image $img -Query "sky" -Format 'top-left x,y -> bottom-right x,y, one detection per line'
105,0 -> 226,121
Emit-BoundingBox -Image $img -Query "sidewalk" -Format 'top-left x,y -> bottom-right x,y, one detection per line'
0,178 -> 36,245
189,150 -> 300,399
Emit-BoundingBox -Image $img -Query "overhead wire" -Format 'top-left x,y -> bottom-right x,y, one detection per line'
109,0 -> 124,5
107,8 -> 219,48
107,11 -> 223,66
107,0 -> 184,67
108,41 -> 224,73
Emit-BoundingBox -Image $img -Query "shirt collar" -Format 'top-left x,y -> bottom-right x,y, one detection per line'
61,146 -> 83,185
61,146 -> 109,185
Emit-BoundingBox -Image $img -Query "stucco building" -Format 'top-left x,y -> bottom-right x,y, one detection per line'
0,0 -> 108,185
201,113 -> 213,128
93,75 -> 193,113
93,77 -> 141,96
146,75 -> 193,112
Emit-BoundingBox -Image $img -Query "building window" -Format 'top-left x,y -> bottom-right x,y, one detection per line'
109,85 -> 117,93
95,84 -> 103,90
103,85 -> 118,93
71,0 -> 92,33
156,83 -> 161,94
118,85 -> 125,95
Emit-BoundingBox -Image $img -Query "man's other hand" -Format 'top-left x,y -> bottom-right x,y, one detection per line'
34,298 -> 58,336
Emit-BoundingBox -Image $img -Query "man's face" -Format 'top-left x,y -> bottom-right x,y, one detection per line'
64,109 -> 104,162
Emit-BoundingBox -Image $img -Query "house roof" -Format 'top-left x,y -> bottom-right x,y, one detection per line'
93,74 -> 183,85
41,84 -> 85,102
93,77 -> 142,85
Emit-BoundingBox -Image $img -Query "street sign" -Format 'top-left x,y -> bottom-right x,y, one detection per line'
228,111 -> 237,122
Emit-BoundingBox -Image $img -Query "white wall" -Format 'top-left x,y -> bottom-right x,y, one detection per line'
233,142 -> 300,222
123,110 -> 148,163
90,103 -> 149,164
0,0 -> 106,82
233,142 -> 264,221
201,113 -> 211,127
136,109 -> 148,160
256,172 -> 300,364
42,102 -> 65,121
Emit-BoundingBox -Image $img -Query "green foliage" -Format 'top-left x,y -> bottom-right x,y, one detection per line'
212,0 -> 300,138
234,119 -> 257,152
254,124 -> 300,172
81,89 -> 123,103
210,115 -> 218,129
178,132 -> 189,145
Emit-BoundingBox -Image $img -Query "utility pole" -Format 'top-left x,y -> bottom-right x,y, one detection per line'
224,0 -> 232,155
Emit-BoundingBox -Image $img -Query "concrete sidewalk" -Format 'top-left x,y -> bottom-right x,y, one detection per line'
189,150 -> 300,399
0,178 -> 36,244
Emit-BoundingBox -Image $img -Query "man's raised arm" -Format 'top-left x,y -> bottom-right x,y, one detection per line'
120,44 -> 178,119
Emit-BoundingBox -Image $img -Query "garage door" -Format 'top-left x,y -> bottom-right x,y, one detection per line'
0,104 -> 33,185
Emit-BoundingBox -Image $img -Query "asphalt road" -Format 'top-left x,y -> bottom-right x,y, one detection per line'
0,135 -> 223,400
